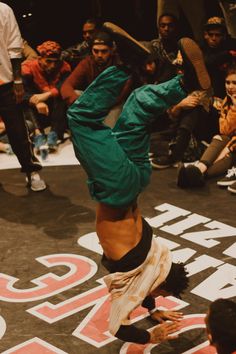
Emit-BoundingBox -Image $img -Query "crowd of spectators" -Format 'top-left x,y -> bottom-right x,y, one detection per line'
1,2 -> 236,188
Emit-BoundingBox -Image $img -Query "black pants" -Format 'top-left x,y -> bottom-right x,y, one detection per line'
178,106 -> 219,142
0,82 -> 41,173
170,106 -> 219,162
24,97 -> 67,140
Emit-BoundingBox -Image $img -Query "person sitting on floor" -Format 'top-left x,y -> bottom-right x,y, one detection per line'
151,13 -> 180,84
205,298 -> 236,354
67,20 -> 213,343
138,42 -> 160,85
150,90 -> 215,169
22,40 -> 71,157
61,18 -> 100,70
150,48 -> 216,170
61,30 -> 133,108
201,16 -> 236,100
177,63 -> 236,189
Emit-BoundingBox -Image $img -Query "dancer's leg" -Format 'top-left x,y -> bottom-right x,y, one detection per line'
68,66 -> 142,207
113,75 -> 186,161
68,67 -> 186,207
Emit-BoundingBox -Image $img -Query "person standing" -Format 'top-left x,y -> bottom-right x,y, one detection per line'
0,1 -> 46,191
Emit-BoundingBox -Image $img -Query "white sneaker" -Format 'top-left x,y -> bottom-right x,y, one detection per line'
217,166 -> 236,187
26,172 -> 46,192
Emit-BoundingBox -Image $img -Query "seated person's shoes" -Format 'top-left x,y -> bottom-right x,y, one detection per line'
47,131 -> 58,152
228,181 -> 236,194
217,166 -> 236,187
33,134 -> 47,154
151,155 -> 179,169
177,164 -> 205,188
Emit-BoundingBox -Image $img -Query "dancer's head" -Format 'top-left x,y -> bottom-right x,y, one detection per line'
151,262 -> 189,298
205,298 -> 236,354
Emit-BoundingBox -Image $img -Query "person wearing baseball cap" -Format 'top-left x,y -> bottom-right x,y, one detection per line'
61,30 -> 133,107
201,16 -> 236,99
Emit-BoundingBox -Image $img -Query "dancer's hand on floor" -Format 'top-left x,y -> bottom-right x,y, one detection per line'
150,310 -> 183,323
149,321 -> 180,343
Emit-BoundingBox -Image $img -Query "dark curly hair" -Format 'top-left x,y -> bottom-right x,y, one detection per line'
208,298 -> 236,353
160,262 -> 189,298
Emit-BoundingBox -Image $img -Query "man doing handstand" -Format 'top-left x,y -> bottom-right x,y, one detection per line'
67,23 -> 211,344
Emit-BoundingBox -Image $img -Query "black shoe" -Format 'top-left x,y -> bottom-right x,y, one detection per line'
151,155 -> 179,169
178,37 -> 211,92
177,164 -> 205,188
103,22 -> 150,65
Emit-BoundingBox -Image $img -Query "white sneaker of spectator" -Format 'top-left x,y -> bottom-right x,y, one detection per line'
217,166 -> 236,187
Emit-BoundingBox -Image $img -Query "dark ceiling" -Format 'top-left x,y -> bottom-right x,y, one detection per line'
4,0 -> 158,47
3,0 -> 222,49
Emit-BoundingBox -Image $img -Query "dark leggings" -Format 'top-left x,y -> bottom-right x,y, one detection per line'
200,135 -> 233,177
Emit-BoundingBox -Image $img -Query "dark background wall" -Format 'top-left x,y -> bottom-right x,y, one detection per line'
3,0 -> 222,49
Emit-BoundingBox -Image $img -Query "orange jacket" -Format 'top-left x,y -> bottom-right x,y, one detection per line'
220,97 -> 236,136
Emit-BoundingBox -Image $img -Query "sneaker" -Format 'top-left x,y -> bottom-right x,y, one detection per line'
103,22 -> 150,65
177,163 -> 205,188
33,134 -> 47,154
47,131 -> 58,152
217,166 -> 236,187
151,155 -> 179,169
228,181 -> 236,194
178,37 -> 211,92
39,145 -> 49,161
26,172 -> 46,192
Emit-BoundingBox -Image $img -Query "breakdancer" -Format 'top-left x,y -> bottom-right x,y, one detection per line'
67,23 -> 211,344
